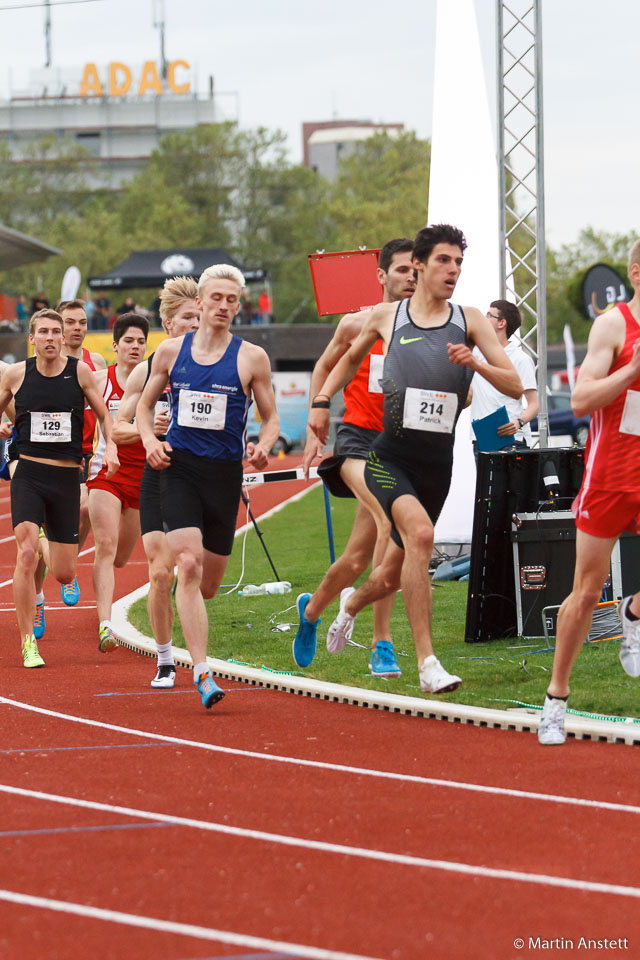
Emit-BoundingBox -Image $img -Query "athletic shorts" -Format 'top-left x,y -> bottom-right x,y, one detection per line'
160,448 -> 243,556
334,422 -> 378,460
11,457 -> 80,544
365,450 -> 451,548
87,473 -> 141,510
139,462 -> 163,536
573,487 -> 640,539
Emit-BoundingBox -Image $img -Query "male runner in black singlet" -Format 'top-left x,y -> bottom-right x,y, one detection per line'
0,309 -> 118,668
308,224 -> 523,694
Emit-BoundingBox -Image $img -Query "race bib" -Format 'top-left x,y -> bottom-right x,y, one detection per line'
368,353 -> 384,394
177,389 -> 227,430
155,399 -> 171,417
620,389 -> 640,437
402,388 -> 457,433
30,411 -> 72,443
107,398 -> 120,418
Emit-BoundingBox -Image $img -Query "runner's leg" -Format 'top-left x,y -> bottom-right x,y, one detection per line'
88,488 -> 123,623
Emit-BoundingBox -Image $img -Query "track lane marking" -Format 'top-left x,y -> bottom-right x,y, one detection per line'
0,888 -> 382,960
1,696 -> 639,816
1,783 -> 639,900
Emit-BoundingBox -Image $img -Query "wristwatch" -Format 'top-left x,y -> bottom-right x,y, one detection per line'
517,418 -> 525,429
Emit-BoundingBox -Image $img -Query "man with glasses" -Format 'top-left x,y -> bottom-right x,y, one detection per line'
469,300 -> 538,453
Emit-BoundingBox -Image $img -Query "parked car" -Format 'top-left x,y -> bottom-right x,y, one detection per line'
531,391 -> 590,445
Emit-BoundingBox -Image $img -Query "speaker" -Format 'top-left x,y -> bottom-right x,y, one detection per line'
464,447 -> 586,643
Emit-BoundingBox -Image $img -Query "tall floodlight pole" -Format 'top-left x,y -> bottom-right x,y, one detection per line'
152,0 -> 168,80
497,0 -> 548,446
44,0 -> 52,67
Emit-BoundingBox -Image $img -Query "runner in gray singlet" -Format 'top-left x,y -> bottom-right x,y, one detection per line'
307,224 -> 523,694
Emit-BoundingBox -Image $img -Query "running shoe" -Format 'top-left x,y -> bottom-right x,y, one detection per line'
537,695 -> 567,745
194,671 -> 225,709
98,622 -> 118,653
34,601 -> 46,640
61,576 -> 80,606
22,635 -> 45,669
326,587 -> 356,653
617,597 -> 640,678
369,640 -> 402,678
292,593 -> 320,668
151,664 -> 176,689
419,655 -> 461,694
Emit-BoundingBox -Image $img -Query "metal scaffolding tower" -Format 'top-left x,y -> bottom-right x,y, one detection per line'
496,0 -> 548,444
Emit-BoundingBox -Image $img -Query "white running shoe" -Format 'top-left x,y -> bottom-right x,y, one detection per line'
326,587 -> 356,653
419,655 -> 461,694
151,664 -> 176,689
617,597 -> 640,678
538,695 -> 567,745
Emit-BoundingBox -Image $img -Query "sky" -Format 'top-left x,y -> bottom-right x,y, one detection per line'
0,0 -> 638,249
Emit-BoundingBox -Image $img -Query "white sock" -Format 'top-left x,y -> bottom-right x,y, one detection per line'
156,641 -> 174,665
100,619 -> 112,630
36,592 -> 44,606
194,662 -> 209,682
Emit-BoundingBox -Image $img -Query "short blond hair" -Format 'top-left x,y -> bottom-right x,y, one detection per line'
30,309 -> 63,335
628,240 -> 640,278
159,276 -> 198,330
197,263 -> 245,299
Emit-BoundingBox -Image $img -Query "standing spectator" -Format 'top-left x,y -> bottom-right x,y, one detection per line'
93,292 -> 111,331
117,296 -> 136,316
258,288 -> 272,324
239,289 -> 253,325
16,295 -> 28,328
30,292 -> 49,314
148,289 -> 163,328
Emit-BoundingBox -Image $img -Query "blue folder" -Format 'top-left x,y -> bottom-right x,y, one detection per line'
471,405 -> 513,453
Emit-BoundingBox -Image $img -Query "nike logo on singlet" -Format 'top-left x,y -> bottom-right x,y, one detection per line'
399,335 -> 423,345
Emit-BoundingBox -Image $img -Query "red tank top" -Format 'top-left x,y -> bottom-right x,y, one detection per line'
579,302 -> 640,494
82,347 -> 97,455
343,339 -> 385,432
90,364 -> 146,482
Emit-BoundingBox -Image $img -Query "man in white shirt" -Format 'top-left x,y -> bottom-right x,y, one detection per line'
470,299 -> 538,451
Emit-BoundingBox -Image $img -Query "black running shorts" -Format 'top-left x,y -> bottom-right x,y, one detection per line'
364,450 -> 451,548
334,422 -> 378,460
160,448 -> 243,556
11,457 -> 80,544
139,462 -> 163,536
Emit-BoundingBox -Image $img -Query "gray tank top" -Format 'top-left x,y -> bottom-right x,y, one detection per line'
373,298 -> 473,467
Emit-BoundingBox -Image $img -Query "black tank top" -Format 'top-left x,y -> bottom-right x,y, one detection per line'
15,356 -> 85,463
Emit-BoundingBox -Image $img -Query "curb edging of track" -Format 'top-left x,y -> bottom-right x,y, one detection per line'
111,584 -> 640,746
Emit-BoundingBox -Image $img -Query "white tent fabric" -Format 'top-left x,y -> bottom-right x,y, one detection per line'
429,0 -> 500,543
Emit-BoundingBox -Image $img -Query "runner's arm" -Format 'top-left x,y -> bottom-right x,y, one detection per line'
451,309 -> 522,399
136,343 -> 173,469
571,311 -> 640,416
77,361 -> 119,478
112,361 -> 169,445
90,351 -> 107,371
246,348 -> 279,470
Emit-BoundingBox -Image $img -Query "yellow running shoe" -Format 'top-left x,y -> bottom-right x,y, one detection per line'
22,635 -> 45,668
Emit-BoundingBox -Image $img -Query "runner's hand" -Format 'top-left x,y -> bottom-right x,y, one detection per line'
104,441 -> 120,479
145,438 -> 172,470
307,407 -> 330,446
447,342 -> 477,370
245,441 -> 269,471
0,420 -> 13,439
153,410 -> 170,436
301,431 -> 323,479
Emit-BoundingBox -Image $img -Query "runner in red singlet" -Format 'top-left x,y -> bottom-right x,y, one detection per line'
86,312 -> 149,652
539,239 -> 640,745
294,239 -> 416,676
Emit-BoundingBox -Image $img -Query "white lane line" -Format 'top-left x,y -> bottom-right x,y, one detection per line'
2,784 -> 639,900
1,697 -> 639,817
0,888 -> 380,960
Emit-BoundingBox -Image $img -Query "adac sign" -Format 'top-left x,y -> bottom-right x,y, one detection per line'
79,60 -> 191,98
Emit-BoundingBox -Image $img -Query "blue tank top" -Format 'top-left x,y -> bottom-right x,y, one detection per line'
166,332 -> 251,462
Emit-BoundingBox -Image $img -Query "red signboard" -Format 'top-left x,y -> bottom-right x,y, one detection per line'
308,248 -> 381,316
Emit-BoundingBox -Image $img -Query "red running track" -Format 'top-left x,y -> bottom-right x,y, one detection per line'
1,455 -> 639,960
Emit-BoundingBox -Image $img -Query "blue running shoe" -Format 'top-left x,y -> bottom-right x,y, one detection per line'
292,593 -> 320,668
34,601 -> 45,640
61,576 -> 80,606
369,640 -> 401,678
195,671 -> 225,709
